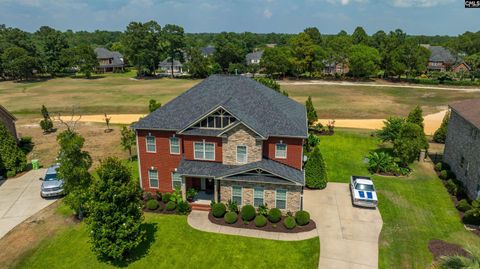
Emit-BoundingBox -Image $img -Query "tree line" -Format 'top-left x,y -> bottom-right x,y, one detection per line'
1,22 -> 480,80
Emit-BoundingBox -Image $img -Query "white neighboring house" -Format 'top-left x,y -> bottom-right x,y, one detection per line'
246,50 -> 264,65
158,59 -> 187,75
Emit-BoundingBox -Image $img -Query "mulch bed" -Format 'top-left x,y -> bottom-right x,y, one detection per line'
142,200 -> 182,215
208,212 -> 316,234
428,239 -> 471,260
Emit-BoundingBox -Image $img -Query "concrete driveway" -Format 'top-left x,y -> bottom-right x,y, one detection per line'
304,182 -> 383,269
0,169 -> 57,239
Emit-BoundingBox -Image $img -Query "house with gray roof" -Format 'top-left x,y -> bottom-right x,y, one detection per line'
422,45 -> 470,73
133,75 -> 307,212
201,45 -> 216,58
444,99 -> 480,200
246,50 -> 264,65
94,48 -> 124,73
158,59 -> 186,75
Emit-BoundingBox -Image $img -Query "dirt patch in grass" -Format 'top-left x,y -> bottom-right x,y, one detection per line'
0,201 -> 75,269
17,118 -> 130,167
428,239 -> 470,261
208,212 -> 316,233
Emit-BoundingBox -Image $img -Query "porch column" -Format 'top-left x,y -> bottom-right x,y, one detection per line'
214,179 -> 218,203
181,176 -> 186,201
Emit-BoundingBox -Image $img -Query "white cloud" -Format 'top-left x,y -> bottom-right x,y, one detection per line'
263,8 -> 272,18
391,0 -> 454,7
326,0 -> 368,5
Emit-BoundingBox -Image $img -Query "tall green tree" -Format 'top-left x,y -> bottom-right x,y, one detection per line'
406,105 -> 424,130
57,130 -> 92,219
162,24 -> 185,78
62,45 -> 98,78
184,47 -> 211,78
433,111 -> 450,143
306,96 -> 318,126
254,77 -> 288,96
305,146 -> 327,189
121,21 -> 162,77
260,46 -> 291,78
289,33 -> 324,76
0,122 -> 26,177
213,32 -> 245,72
1,47 -> 37,80
327,31 -> 352,70
120,126 -> 136,160
303,27 -> 322,45
88,157 -> 144,261
380,29 -> 407,77
352,26 -> 369,45
377,116 -> 405,143
348,44 -> 380,77
393,122 -> 428,166
35,26 -> 69,76
401,40 -> 430,78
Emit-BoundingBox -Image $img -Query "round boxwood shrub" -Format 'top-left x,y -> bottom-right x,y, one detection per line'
283,216 -> 296,229
456,199 -> 473,212
224,212 -> 238,224
268,208 -> 282,223
166,201 -> 176,211
463,209 -> 480,225
434,162 -> 442,172
295,210 -> 310,226
162,192 -> 172,203
439,170 -> 448,180
155,191 -> 162,201
212,203 -> 226,218
143,192 -> 153,201
445,179 -> 458,196
241,205 -> 256,221
254,215 -> 267,227
146,199 -> 159,210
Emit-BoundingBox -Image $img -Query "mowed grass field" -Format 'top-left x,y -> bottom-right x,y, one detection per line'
1,74 -> 480,119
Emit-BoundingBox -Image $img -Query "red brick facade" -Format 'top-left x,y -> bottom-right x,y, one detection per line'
263,137 -> 303,170
182,135 -> 223,162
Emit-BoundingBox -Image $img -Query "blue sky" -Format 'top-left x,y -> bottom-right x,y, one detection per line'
0,0 -> 478,35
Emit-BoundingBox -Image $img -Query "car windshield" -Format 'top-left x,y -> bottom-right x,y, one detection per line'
355,183 -> 374,191
44,173 -> 57,181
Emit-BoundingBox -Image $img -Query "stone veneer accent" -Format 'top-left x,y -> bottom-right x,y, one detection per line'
222,124 -> 262,165
219,180 -> 302,212
444,111 -> 480,199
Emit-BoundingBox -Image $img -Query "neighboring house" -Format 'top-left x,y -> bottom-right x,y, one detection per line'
158,59 -> 186,74
323,61 -> 349,75
0,105 -> 17,140
133,75 -> 307,212
201,46 -> 215,58
246,50 -> 263,65
444,99 -> 480,200
94,48 -> 125,73
422,45 -> 470,73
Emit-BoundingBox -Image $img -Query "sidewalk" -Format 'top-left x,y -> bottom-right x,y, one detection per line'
187,211 -> 318,241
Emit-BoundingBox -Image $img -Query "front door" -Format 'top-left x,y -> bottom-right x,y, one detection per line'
205,178 -> 214,194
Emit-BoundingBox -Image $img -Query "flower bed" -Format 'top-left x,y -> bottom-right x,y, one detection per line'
207,203 -> 316,234
142,191 -> 191,215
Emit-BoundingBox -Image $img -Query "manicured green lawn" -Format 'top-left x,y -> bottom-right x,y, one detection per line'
320,129 -> 480,269
15,214 -> 319,269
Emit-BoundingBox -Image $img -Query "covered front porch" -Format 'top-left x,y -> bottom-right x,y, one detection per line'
181,176 -> 219,206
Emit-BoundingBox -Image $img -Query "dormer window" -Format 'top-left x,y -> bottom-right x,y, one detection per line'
193,108 -> 236,129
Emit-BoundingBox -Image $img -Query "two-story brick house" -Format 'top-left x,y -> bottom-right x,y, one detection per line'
133,75 -> 307,212
444,99 -> 480,200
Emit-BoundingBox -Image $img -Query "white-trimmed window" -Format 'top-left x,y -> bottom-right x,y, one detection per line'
194,141 -> 215,160
276,189 -> 287,209
254,187 -> 264,207
169,137 -> 180,154
146,135 -> 156,153
148,169 -> 159,188
275,143 -> 287,159
232,186 -> 242,205
171,172 -> 182,190
236,145 -> 247,164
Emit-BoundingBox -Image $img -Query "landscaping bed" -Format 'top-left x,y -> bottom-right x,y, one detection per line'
208,212 -> 316,233
428,239 -> 470,261
141,191 -> 191,215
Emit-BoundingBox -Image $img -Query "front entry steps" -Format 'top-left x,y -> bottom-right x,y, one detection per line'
190,203 -> 211,211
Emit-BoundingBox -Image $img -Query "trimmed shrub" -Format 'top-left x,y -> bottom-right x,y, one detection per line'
155,191 -> 162,201
224,212 -> 238,224
268,208 -> 282,223
434,162 -> 443,172
295,210 -> 310,226
439,170 -> 448,180
456,199 -> 473,212
463,209 -> 480,225
445,180 -> 458,196
146,199 -> 159,210
177,201 -> 191,215
283,216 -> 297,229
166,201 -> 176,211
305,147 -> 328,189
162,192 -> 172,203
241,205 -> 256,221
143,192 -> 152,201
254,215 -> 267,227
212,203 -> 227,218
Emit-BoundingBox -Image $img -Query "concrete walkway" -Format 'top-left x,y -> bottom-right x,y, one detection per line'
188,211 -> 319,241
304,183 -> 383,269
0,169 -> 57,239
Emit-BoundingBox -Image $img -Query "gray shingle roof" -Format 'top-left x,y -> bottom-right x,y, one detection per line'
246,50 -> 263,63
201,46 -> 215,56
94,48 -> 124,67
133,75 -> 307,138
425,45 -> 457,64
159,59 -> 183,68
450,99 -> 480,129
176,158 -> 304,185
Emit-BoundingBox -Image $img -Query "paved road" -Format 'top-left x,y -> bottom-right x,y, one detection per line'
304,183 -> 383,269
0,169 -> 56,239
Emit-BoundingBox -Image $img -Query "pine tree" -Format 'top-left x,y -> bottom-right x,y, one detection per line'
433,111 -> 450,143
0,123 -> 26,177
406,105 -> 424,130
88,157 -> 145,261
305,146 -> 327,189
306,96 -> 318,126
120,126 -> 136,160
39,104 -> 54,133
